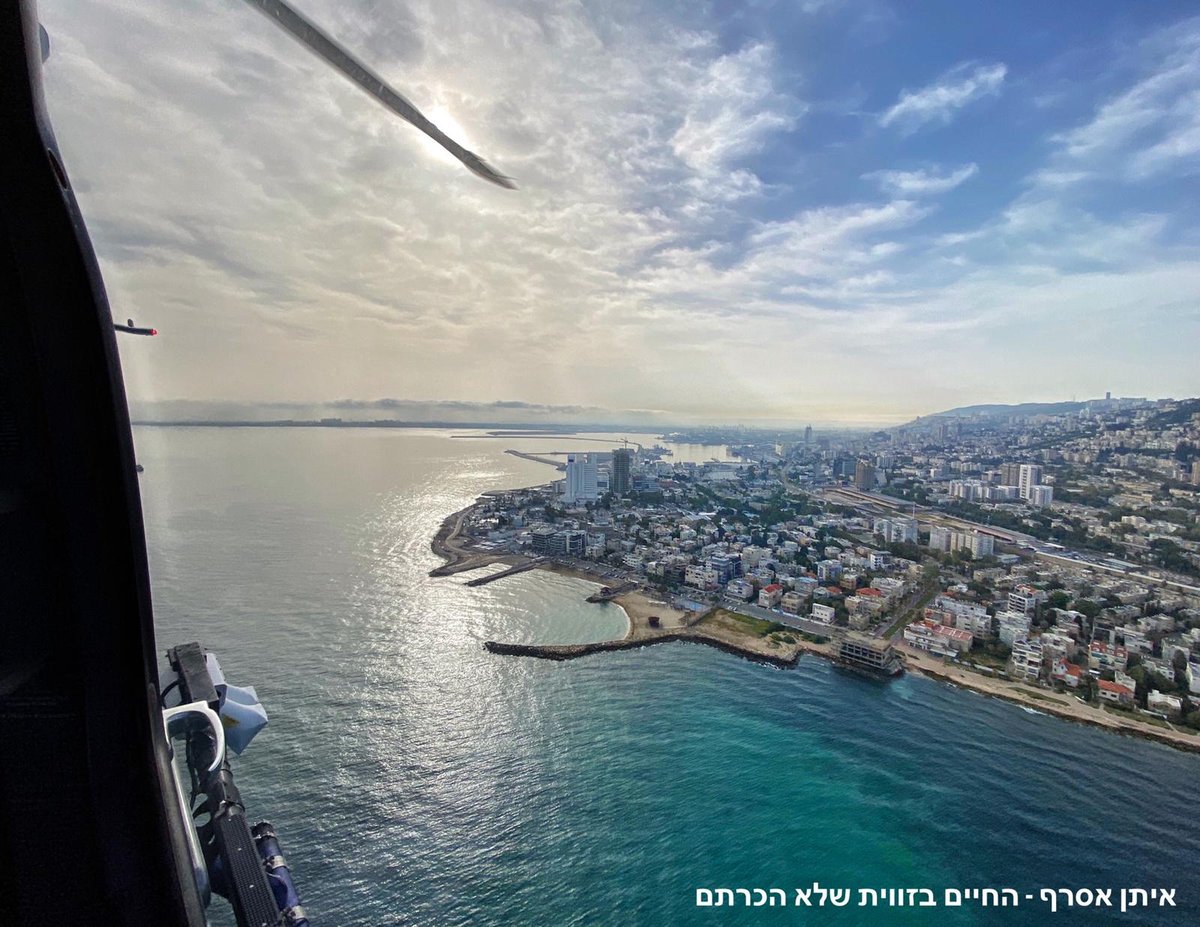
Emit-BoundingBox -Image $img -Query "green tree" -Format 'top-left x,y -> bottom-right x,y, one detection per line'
1129,665 -> 1148,706
1047,591 -> 1071,610
1173,651 -> 1190,691
1146,670 -> 1177,695
1149,538 -> 1199,577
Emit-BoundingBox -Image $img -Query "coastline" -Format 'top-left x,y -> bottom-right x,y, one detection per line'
898,643 -> 1200,754
428,497 -> 525,577
429,495 -> 1200,755
427,503 -> 831,666
513,561 -> 828,666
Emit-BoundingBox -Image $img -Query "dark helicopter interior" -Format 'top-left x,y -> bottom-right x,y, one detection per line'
1,1 -> 511,921
0,3 -> 204,921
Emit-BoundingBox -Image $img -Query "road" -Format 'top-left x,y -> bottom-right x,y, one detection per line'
875,580 -> 939,639
720,599 -> 843,639
815,486 -> 1200,594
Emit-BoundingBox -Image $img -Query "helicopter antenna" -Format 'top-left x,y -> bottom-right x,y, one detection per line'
241,0 -> 516,189
113,319 -> 157,336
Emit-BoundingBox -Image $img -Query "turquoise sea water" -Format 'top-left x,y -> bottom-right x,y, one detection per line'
136,427 -> 1200,926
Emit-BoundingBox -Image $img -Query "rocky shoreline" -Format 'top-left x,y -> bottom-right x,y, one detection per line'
902,650 -> 1200,755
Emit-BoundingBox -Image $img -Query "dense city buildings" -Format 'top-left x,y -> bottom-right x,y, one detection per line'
448,394 -> 1200,738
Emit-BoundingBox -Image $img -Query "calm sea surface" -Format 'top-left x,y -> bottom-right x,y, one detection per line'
135,427 -> 1200,926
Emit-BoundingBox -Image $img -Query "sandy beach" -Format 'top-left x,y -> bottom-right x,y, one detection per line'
536,561 -> 693,631
497,558 -> 834,667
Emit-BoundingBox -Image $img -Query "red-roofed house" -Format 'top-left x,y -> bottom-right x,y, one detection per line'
1088,641 -> 1129,673
1052,659 -> 1085,688
1097,679 -> 1134,706
758,583 -> 783,609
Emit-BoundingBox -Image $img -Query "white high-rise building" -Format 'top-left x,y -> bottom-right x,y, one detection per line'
1008,585 -> 1045,616
927,526 -> 953,552
563,453 -> 599,502
874,517 -> 918,544
1018,464 -> 1042,500
949,479 -> 985,502
927,527 -> 993,557
1029,485 -> 1054,507
962,531 -> 994,558
997,611 -> 1032,645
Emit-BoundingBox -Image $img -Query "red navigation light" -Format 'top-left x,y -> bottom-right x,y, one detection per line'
149,329 -> 158,336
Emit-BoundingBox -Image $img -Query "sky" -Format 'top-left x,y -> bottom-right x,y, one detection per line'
39,0 -> 1200,426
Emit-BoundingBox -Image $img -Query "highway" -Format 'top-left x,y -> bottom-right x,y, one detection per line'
815,486 -> 1200,595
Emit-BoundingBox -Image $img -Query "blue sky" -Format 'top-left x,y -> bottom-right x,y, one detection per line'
40,0 -> 1200,424
713,1 -> 1194,237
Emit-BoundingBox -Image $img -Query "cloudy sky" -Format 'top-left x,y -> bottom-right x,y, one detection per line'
40,0 -> 1200,425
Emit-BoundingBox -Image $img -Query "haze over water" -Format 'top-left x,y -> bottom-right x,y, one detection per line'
136,427 -> 1200,926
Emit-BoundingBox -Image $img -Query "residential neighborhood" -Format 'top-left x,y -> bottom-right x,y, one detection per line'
448,395 -> 1200,736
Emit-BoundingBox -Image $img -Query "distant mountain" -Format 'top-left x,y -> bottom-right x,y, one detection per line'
900,400 -> 1089,427
128,398 -> 679,428
1144,397 -> 1200,428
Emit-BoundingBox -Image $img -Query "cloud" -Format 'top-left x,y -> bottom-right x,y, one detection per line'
879,62 -> 1006,131
35,2 -> 1200,423
670,43 -> 798,175
39,0 -> 810,414
863,163 -> 978,196
627,198 -> 931,325
1041,17 -> 1200,183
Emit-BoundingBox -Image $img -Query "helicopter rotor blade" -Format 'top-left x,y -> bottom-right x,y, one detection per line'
241,0 -> 515,189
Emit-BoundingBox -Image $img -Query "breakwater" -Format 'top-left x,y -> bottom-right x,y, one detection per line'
429,496 -> 1200,757
483,632 -> 804,668
504,449 -> 565,469
464,559 -> 541,586
586,580 -> 638,602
